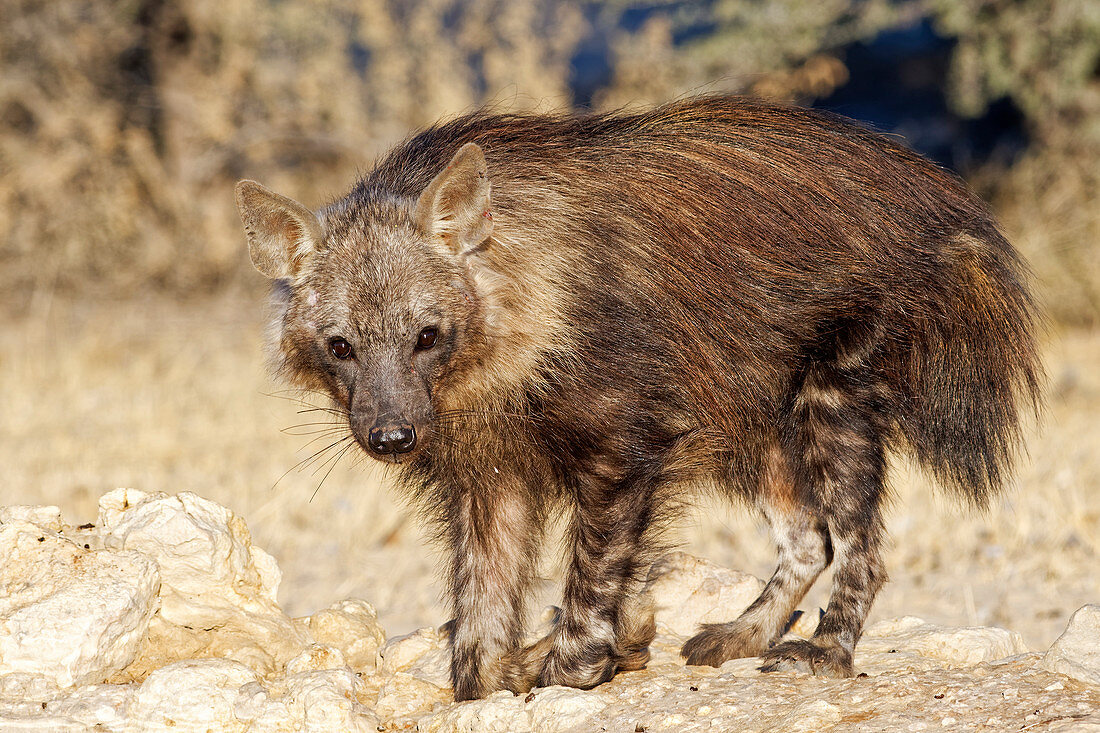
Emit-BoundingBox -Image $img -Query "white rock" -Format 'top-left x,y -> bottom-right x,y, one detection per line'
5,492 -> 1100,731
0,505 -> 63,532
378,625 -> 451,686
374,672 -> 452,722
1045,714 -> 1100,732
97,489 -> 308,677
306,598 -> 386,673
1041,604 -> 1100,687
420,690 -> 528,733
419,683 -> 609,732
775,698 -> 842,732
788,607 -> 823,637
0,712 -> 86,732
0,673 -> 59,703
42,684 -> 134,730
642,552 -> 765,638
281,669 -> 378,732
0,519 -> 159,688
525,686 -> 610,731
864,616 -> 927,636
285,644 -> 346,675
247,668 -> 379,732
128,658 -> 258,732
860,616 -> 1028,667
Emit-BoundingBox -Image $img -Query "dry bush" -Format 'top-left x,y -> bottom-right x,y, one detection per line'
593,0 -> 912,107
989,146 -> 1100,326
931,0 -> 1100,325
0,0 -> 585,299
2,0 -> 1097,324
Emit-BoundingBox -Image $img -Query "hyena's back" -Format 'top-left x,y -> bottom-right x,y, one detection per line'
361,96 -> 1040,504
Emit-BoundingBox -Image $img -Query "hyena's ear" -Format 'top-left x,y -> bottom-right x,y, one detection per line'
235,180 -> 323,279
414,143 -> 493,256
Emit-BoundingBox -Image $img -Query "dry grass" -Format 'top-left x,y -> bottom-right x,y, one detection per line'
0,291 -> 439,629
2,293 -> 1097,648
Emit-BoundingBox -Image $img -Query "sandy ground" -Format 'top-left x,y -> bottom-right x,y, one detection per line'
1,292 -> 1097,651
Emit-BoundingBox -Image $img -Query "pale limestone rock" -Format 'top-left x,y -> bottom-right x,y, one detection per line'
859,616 -> 1029,668
306,598 -> 386,673
647,633 -> 692,667
5,493 -> 1100,731
378,625 -> 452,686
0,673 -> 59,703
283,669 -> 380,732
97,488 -> 308,678
0,505 -> 63,532
1047,714 -> 1100,732
526,605 -> 560,641
41,684 -> 134,730
787,607 -> 823,637
1041,605 -> 1100,687
245,668 -> 380,732
373,672 -> 451,723
525,686 -> 611,731
775,698 -> 843,732
0,712 -> 85,731
420,690 -> 528,733
128,659 -> 258,732
285,644 -> 346,675
404,649 -> 453,689
379,626 -> 445,673
0,519 -> 159,688
420,685 -> 611,732
642,551 -> 765,637
0,664 -> 382,732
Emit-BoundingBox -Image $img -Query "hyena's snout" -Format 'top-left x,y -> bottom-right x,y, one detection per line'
348,366 -> 428,458
366,422 -> 417,455
349,406 -> 421,458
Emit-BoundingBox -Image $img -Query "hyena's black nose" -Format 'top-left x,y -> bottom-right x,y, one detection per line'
367,424 -> 417,454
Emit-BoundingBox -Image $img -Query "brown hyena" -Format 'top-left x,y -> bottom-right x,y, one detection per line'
235,96 -> 1041,701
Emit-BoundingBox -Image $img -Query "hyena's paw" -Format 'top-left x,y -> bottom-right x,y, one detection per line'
538,645 -> 618,690
501,634 -> 555,694
616,598 -> 657,672
535,617 -> 656,689
758,638 -> 854,677
681,622 -> 770,667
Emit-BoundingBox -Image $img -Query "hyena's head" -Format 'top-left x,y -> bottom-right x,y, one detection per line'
234,144 -> 494,462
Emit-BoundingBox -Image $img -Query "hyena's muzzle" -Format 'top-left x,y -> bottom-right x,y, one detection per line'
365,419 -> 417,455
348,352 -> 431,460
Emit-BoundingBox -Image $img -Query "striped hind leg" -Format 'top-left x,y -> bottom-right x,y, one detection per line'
682,446 -> 831,665
759,359 -> 889,677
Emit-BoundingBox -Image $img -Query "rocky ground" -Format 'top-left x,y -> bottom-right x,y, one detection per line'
1,490 -> 1097,732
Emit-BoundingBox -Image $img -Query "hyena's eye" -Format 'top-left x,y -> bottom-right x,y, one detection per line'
329,338 -> 354,360
416,327 -> 438,350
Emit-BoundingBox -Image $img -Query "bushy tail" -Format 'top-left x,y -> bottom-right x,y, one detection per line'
895,227 -> 1043,505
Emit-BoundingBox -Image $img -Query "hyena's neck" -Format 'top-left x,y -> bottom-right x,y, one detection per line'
441,225 -> 579,410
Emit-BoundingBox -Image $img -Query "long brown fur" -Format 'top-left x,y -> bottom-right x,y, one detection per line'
236,96 -> 1041,701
